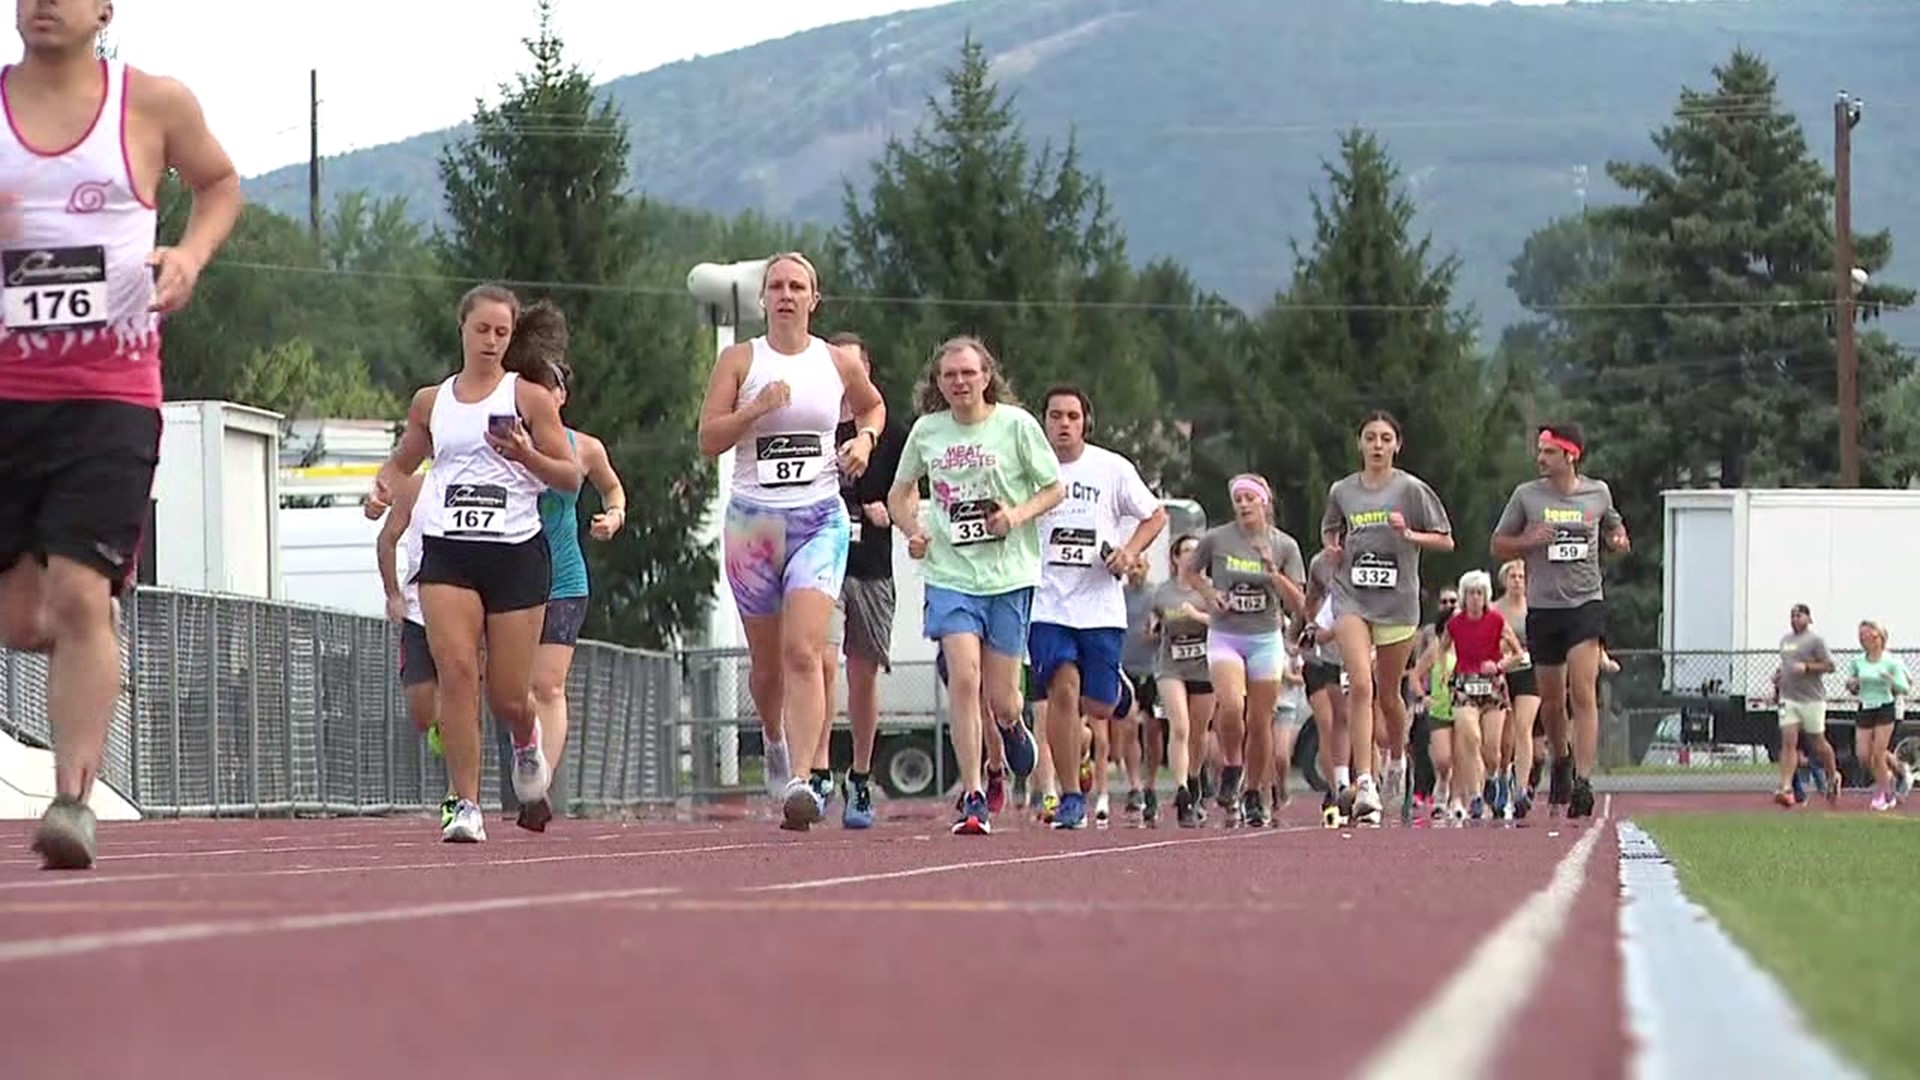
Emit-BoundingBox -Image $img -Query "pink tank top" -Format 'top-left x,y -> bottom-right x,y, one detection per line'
0,60 -> 162,407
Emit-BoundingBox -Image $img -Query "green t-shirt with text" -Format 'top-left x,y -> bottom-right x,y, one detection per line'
896,405 -> 1061,597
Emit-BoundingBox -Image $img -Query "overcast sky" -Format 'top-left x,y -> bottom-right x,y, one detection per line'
99,0 -> 1575,177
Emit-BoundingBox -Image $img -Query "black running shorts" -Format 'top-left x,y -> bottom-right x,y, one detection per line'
0,399 -> 161,595
416,534 -> 551,615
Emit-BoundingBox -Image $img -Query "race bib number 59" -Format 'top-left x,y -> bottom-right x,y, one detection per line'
3,246 -> 108,332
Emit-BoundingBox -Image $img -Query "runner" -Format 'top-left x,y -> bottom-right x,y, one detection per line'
1408,627 -> 1457,821
1182,473 -> 1306,827
1433,570 -> 1523,821
510,306 -> 629,832
1026,386 -> 1165,831
1492,559 -> 1540,818
1297,548 -> 1352,827
365,285 -> 579,842
889,336 -> 1054,835
1490,422 -> 1627,820
1768,603 -> 1840,809
2,8 -> 242,868
1320,412 -> 1454,826
373,468 -> 458,825
1120,555 -> 1159,822
695,252 -> 885,830
1845,620 -> 1912,811
809,331 -> 907,829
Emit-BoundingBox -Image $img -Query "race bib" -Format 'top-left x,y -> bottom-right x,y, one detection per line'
1226,583 -> 1268,614
1461,676 -> 1496,699
948,499 -> 1000,546
444,483 -> 508,538
1046,526 -> 1096,568
3,246 -> 108,332
1351,552 -> 1398,589
1547,526 -> 1590,563
754,433 -> 828,487
1169,633 -> 1206,662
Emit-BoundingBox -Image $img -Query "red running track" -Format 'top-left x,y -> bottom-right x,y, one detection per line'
0,794 -> 1648,1079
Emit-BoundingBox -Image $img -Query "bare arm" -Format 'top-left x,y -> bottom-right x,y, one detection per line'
696,344 -> 771,458
147,73 -> 241,308
835,345 -> 886,449
507,380 -> 583,491
887,480 -> 923,539
1006,481 -> 1065,530
579,435 -> 628,539
369,388 -> 436,517
375,473 -> 423,605
1498,622 -> 1525,666
1121,506 -> 1169,564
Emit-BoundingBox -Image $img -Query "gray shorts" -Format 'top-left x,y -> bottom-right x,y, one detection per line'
841,576 -> 896,669
542,596 -> 589,647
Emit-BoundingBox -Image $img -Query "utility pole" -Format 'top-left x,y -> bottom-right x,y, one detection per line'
1835,91 -> 1864,487
308,69 -> 321,247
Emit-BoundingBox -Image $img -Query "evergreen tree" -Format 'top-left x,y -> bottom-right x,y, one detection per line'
1549,49 -> 1917,644
832,37 -> 1170,480
430,0 -> 715,649
1239,130 -> 1522,587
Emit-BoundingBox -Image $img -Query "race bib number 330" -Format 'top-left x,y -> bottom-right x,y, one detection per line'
3,246 -> 108,332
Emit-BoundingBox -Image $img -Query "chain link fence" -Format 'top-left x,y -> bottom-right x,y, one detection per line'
6,588 -> 1918,816
0,587 -> 678,817
1599,648 -> 1920,791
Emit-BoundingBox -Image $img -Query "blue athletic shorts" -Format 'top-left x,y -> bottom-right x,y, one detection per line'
1026,622 -> 1126,708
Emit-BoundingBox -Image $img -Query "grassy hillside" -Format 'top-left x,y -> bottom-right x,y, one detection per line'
242,0 -> 1920,345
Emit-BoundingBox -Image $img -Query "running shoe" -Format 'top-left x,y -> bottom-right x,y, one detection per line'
985,767 -> 1007,813
1094,791 -> 1111,827
516,796 -> 553,833
511,735 -> 552,806
1568,776 -> 1595,819
997,721 -> 1037,779
953,789 -> 992,835
439,793 -> 458,829
780,776 -> 825,832
1352,779 -> 1383,827
764,740 -> 793,799
426,723 -> 443,758
31,794 -> 96,870
1053,791 -> 1089,830
1177,786 -> 1203,828
1549,754 -> 1573,808
1125,788 -> 1145,816
842,774 -> 875,830
442,799 -> 486,843
1242,788 -> 1267,828
1142,787 -> 1160,825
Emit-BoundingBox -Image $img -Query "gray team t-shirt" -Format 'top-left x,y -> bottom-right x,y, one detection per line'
1319,470 -> 1452,626
1303,549 -> 1343,666
1152,579 -> 1212,682
1121,582 -> 1158,676
1188,523 -> 1307,636
1494,477 -> 1623,610
1777,631 -> 1833,704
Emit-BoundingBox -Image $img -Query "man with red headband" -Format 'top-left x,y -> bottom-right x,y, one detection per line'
1490,422 -> 1628,820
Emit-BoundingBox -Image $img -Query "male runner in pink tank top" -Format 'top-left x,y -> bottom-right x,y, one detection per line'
0,0 -> 240,869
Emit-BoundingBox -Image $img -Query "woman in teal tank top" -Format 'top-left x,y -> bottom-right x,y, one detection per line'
504,304 -> 630,832
1845,620 -> 1912,810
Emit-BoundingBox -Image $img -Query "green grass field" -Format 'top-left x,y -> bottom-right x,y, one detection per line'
1637,813 -> 1920,1079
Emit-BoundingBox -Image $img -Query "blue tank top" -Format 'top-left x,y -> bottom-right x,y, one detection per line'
539,429 -> 588,599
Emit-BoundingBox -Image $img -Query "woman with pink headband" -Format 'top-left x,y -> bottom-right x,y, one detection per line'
1179,471 -> 1306,827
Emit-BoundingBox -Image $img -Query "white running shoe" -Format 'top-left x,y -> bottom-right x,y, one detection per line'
511,734 -> 552,806
1353,778 -> 1384,826
764,739 -> 793,799
442,800 -> 486,843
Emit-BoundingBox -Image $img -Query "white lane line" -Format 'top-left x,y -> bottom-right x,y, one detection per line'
744,826 -> 1298,892
0,837 -> 831,892
1616,819 -> 1867,1080
1356,794 -> 1614,1080
0,884 -> 684,964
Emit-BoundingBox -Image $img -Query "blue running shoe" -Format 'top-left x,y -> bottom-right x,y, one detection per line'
952,789 -> 991,835
1052,791 -> 1089,830
842,775 -> 875,830
998,720 -> 1037,779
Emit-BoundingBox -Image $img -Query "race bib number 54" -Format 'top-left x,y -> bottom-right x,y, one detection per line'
3,246 -> 108,332
1047,526 -> 1096,568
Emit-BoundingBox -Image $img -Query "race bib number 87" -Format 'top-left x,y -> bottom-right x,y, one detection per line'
755,433 -> 827,487
3,246 -> 108,332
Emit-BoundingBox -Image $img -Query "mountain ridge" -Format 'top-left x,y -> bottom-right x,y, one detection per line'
241,0 -> 1920,344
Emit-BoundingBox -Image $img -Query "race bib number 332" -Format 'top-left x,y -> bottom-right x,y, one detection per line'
3,246 -> 108,332
1351,552 -> 1398,589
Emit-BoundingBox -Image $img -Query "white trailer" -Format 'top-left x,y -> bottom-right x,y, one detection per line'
1661,487 -> 1920,699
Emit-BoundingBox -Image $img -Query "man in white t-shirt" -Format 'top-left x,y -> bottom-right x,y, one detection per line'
1027,387 -> 1167,830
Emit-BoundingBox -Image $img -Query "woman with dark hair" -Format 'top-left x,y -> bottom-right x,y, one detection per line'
501,301 -> 629,832
366,283 -> 581,843
1319,410 -> 1454,827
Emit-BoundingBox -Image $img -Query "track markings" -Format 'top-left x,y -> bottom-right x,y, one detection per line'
0,885 -> 684,964
744,825 -> 1297,892
1356,795 -> 1613,1080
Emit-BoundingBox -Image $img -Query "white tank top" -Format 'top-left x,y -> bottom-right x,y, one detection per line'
730,334 -> 846,508
401,488 -> 426,626
418,373 -> 545,544
0,60 -> 163,406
